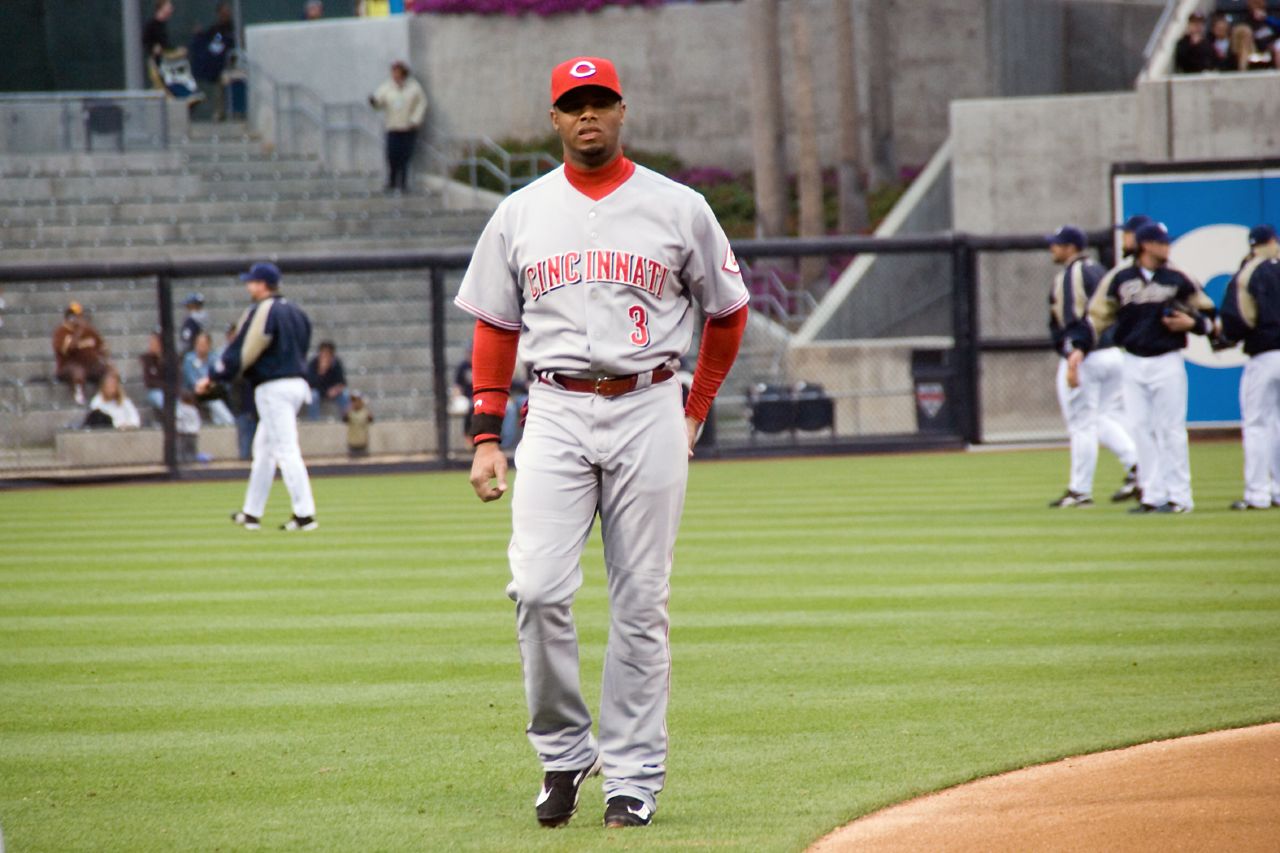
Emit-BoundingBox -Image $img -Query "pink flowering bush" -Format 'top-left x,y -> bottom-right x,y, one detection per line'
412,0 -> 664,15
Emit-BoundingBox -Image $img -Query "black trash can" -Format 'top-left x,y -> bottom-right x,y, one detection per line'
910,350 -> 955,433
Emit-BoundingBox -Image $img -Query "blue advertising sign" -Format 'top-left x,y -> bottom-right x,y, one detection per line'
1113,163 -> 1280,424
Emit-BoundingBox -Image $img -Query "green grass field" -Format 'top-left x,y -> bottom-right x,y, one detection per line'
2,443 -> 1278,852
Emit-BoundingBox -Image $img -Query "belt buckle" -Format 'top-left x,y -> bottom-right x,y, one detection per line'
594,376 -> 605,395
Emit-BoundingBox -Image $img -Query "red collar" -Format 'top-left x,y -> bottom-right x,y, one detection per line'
564,154 -> 635,201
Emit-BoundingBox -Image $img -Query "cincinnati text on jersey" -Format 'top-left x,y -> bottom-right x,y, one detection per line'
525,250 -> 672,301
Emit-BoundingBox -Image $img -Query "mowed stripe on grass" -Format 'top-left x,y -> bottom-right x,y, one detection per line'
1,444 -> 1277,852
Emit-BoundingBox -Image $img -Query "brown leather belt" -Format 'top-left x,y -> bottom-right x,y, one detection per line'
539,368 -> 674,397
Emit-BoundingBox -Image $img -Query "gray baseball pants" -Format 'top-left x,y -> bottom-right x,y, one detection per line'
507,377 -> 688,812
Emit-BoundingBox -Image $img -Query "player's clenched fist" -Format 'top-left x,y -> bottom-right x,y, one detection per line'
469,442 -> 508,502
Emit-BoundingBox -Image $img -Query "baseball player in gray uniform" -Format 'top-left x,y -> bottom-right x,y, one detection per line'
199,262 -> 318,531
457,56 -> 749,829
1216,224 -> 1280,510
1046,225 -> 1138,507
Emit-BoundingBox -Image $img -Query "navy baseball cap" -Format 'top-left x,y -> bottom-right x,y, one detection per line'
1249,223 -> 1277,245
185,291 -> 204,305
1118,214 -> 1152,233
1046,225 -> 1086,249
1135,221 -> 1171,245
239,262 -> 281,287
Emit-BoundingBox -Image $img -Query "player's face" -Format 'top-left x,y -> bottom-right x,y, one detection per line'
1048,243 -> 1074,264
1141,241 -> 1170,265
551,87 -> 625,170
245,279 -> 271,301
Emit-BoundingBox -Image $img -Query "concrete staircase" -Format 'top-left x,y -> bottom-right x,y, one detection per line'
0,120 -> 492,463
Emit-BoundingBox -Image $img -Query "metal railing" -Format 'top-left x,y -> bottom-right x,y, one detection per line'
0,229 -> 1116,479
0,91 -> 169,155
244,58 -> 557,190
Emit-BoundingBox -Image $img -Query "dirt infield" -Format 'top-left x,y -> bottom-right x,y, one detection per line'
810,723 -> 1280,852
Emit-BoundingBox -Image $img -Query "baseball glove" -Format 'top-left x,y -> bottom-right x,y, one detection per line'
195,381 -> 228,403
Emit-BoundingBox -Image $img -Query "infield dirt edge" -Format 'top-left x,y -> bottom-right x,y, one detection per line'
808,722 -> 1280,852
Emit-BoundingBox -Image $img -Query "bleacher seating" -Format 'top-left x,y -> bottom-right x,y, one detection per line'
0,120 -> 493,462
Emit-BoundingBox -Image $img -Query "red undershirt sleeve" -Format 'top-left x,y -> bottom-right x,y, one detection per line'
685,305 -> 748,423
470,319 -> 520,445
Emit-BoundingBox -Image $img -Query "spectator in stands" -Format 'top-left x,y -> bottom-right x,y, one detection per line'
143,0 -> 177,67
139,330 -> 166,413
189,2 -> 236,120
344,390 -> 373,456
304,0 -> 324,19
183,331 -> 236,425
1175,12 -> 1214,73
85,369 -> 141,430
368,61 -> 428,193
306,340 -> 351,419
1244,0 -> 1280,53
180,292 -> 209,352
1231,23 -> 1276,71
452,351 -> 473,436
176,389 -> 208,463
53,302 -> 111,406
1210,13 -> 1238,70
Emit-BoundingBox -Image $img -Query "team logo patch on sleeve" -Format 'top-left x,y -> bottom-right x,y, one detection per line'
723,245 -> 741,275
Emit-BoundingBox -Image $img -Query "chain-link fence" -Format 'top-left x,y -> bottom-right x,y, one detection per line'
0,233 -> 1105,481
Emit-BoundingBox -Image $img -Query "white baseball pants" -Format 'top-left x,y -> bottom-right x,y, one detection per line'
507,377 -> 687,813
1055,348 -> 1137,496
1239,350 -> 1280,508
243,377 -> 315,519
1122,351 -> 1192,508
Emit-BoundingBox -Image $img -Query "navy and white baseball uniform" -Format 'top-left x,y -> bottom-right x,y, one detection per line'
1076,250 -> 1215,511
1219,245 -> 1280,509
213,264 -> 316,528
1049,250 -> 1137,502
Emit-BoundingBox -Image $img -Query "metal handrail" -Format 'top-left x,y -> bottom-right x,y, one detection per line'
242,56 -> 559,190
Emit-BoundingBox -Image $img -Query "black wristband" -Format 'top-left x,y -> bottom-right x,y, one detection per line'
469,412 -> 504,440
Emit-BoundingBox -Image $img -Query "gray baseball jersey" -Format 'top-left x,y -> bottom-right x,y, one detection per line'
455,163 -> 749,375
456,160 -> 748,816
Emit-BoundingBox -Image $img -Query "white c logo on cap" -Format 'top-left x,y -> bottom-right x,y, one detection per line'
570,60 -> 597,79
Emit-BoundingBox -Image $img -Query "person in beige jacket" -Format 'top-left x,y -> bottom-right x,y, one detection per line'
369,61 -> 428,192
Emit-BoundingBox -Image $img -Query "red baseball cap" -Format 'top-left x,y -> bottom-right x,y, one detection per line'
550,57 -> 623,105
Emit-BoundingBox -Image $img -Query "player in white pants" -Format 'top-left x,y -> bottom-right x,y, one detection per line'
1069,222 -> 1216,513
1047,226 -> 1138,507
458,57 -> 748,830
201,262 -> 318,531
1056,348 -> 1138,503
1218,224 -> 1280,509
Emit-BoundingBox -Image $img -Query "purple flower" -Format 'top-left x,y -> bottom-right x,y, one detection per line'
413,0 -> 664,16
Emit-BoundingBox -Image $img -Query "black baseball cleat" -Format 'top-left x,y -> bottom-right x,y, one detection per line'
231,511 -> 261,530
1049,490 -> 1093,508
1229,500 -> 1266,511
1155,502 -> 1191,514
535,755 -> 601,828
1128,502 -> 1159,514
604,796 -> 653,828
280,514 -> 318,531
1111,466 -> 1140,502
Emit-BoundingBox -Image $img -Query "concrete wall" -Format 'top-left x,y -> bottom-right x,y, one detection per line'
951,71 -> 1280,340
54,418 -> 443,466
951,90 -> 1141,339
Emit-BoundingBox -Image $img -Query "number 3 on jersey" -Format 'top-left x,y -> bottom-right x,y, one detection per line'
628,304 -> 650,347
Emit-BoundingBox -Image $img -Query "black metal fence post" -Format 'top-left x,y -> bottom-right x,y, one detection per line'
156,272 -> 179,477
429,266 -> 450,464
950,237 -> 981,445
